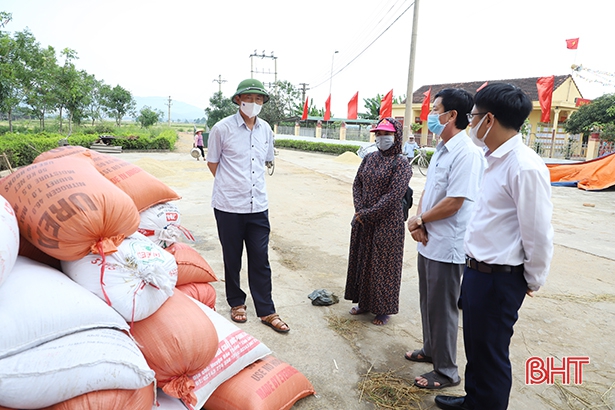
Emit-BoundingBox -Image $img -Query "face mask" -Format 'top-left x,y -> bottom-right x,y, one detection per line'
375,135 -> 395,151
427,112 -> 449,135
469,114 -> 491,147
240,101 -> 262,118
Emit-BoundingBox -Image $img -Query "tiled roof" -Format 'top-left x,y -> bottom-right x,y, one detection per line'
406,75 -> 574,104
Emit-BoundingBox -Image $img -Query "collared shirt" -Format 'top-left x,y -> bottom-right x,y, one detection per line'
464,134 -> 554,291
206,111 -> 275,214
403,141 -> 419,159
418,130 -> 485,264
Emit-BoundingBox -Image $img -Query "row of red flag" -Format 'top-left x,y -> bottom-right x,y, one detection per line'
300,90 -> 394,121
300,38 -> 579,123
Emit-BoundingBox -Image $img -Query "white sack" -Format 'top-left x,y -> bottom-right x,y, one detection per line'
183,298 -> 272,410
62,231 -> 178,322
138,202 -> 192,248
0,256 -> 128,360
0,328 -> 155,409
0,194 -> 19,287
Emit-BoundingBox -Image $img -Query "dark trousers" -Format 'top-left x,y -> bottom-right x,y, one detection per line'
214,209 -> 275,317
461,266 -> 527,410
196,145 -> 205,158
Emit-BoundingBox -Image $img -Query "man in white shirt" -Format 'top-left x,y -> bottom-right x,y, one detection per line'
406,88 -> 485,390
435,83 -> 554,410
403,135 -> 419,162
206,79 -> 289,334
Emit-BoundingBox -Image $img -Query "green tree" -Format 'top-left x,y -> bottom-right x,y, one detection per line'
100,84 -> 136,127
136,105 -> 163,128
205,91 -> 236,128
0,29 -> 23,132
260,81 -> 301,125
565,94 -> 615,142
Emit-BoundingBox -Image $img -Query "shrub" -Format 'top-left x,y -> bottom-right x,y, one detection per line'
274,139 -> 360,156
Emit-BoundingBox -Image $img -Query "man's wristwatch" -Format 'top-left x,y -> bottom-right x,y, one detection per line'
416,214 -> 423,226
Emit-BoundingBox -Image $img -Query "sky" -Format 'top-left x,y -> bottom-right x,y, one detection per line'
3,0 -> 614,118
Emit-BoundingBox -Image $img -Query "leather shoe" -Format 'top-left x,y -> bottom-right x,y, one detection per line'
434,395 -> 471,410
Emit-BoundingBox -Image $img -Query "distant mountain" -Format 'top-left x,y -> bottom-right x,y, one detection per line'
134,96 -> 205,122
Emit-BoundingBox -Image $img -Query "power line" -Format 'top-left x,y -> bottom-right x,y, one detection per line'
310,1 -> 415,90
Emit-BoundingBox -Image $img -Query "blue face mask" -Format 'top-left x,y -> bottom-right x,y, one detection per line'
427,112 -> 449,135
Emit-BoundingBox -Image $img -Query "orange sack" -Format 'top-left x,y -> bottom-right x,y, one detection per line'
176,282 -> 217,310
34,146 -> 181,212
130,291 -> 218,406
165,242 -> 218,284
204,355 -> 315,410
0,154 -> 139,261
39,383 -> 155,410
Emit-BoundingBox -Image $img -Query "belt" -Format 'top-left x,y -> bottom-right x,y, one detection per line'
465,256 -> 524,274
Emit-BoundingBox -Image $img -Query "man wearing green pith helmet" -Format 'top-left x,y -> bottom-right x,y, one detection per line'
206,79 -> 290,334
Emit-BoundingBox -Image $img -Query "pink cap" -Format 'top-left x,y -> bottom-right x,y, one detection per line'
370,119 -> 396,133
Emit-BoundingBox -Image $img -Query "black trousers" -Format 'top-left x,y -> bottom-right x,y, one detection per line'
214,209 -> 275,317
461,266 -> 527,410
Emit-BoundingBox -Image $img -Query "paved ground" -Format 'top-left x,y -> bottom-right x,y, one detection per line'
120,132 -> 615,410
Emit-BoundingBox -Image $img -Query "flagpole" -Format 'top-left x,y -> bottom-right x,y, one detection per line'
403,0 -> 420,139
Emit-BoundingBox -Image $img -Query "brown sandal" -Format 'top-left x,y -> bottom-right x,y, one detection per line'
260,313 -> 290,333
230,305 -> 247,323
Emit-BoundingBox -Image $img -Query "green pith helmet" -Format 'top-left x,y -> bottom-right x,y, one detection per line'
231,79 -> 270,104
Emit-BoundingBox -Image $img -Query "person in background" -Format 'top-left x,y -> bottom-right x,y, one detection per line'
206,78 -> 289,334
344,117 -> 412,326
405,88 -> 485,391
434,83 -> 554,410
403,135 -> 420,163
193,129 -> 205,161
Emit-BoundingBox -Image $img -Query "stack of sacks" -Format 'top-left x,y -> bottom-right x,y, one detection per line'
0,147 -> 187,409
0,257 -> 156,409
0,194 -> 19,287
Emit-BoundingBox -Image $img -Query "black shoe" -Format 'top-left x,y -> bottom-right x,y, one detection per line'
435,395 -> 471,410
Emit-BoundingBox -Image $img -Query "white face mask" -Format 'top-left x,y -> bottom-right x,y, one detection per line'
240,101 -> 262,118
469,114 -> 491,147
375,135 -> 395,151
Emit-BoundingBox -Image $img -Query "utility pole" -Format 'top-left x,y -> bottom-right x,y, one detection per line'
249,50 -> 277,86
299,83 -> 310,102
165,96 -> 172,126
213,74 -> 227,93
403,0 -> 420,138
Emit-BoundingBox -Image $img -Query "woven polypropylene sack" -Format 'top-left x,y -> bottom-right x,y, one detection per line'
0,154 -> 140,261
138,202 -> 191,248
203,355 -> 315,410
165,242 -> 217,284
0,328 -> 155,409
62,232 -> 178,322
34,146 -> 181,212
130,291 -> 218,406
39,384 -> 155,410
182,299 -> 271,410
176,282 -> 216,310
0,257 -> 129,360
0,194 -> 19,288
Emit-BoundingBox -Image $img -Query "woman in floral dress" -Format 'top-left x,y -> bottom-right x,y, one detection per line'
344,117 -> 412,325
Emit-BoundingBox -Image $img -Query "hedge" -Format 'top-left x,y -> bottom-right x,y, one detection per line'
274,139 -> 361,156
0,129 -> 177,171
